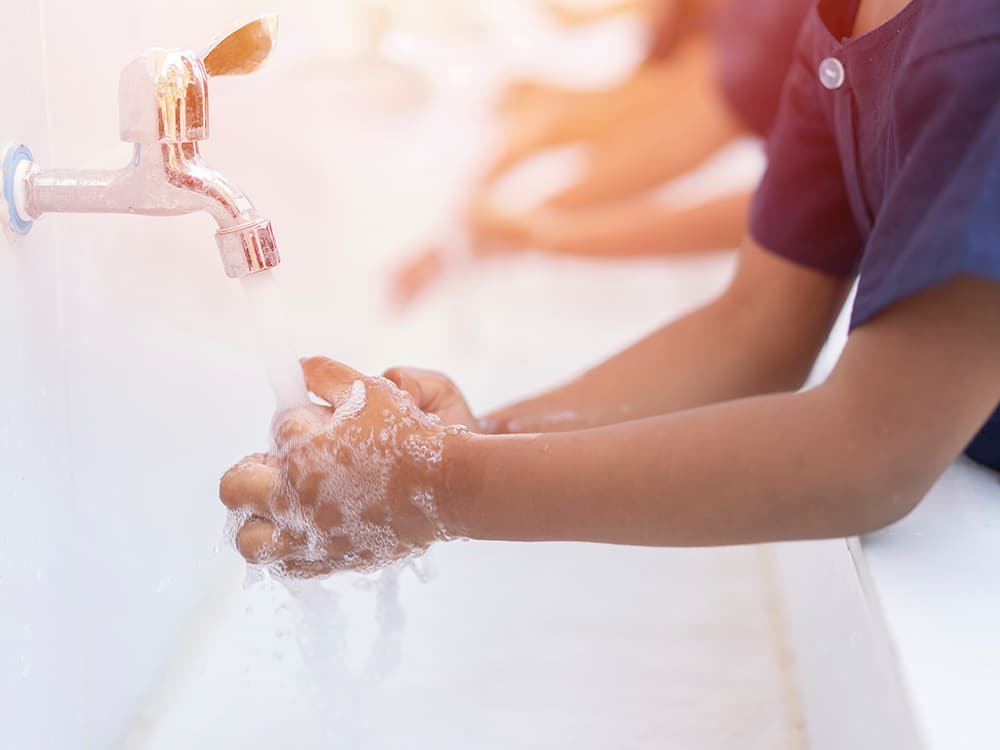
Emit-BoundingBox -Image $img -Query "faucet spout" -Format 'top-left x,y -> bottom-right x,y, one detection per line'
21,142 -> 279,278
161,142 -> 280,277
161,142 -> 256,227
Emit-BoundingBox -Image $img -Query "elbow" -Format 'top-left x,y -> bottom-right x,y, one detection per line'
737,336 -> 821,396
770,354 -> 819,393
826,444 -> 937,537
801,480 -> 925,541
845,485 -> 925,536
797,386 -> 936,538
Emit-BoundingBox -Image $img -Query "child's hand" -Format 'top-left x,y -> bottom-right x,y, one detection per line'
219,357 -> 465,577
381,366 -> 479,431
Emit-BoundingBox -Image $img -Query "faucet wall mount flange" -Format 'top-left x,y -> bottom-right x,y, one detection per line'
2,143 -> 34,238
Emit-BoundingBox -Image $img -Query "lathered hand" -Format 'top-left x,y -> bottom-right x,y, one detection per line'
220,358 -> 466,577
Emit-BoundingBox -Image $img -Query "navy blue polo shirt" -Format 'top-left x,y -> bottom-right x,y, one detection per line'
750,0 -> 1000,470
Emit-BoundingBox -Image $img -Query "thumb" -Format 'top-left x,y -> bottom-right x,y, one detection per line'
301,357 -> 367,407
382,366 -> 478,429
382,366 -> 429,409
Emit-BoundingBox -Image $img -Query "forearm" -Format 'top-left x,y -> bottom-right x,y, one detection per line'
453,388 -> 925,546
536,192 -> 751,258
546,42 -> 743,210
486,59 -> 693,183
483,245 -> 846,434
481,300 -> 791,433
457,277 -> 1000,547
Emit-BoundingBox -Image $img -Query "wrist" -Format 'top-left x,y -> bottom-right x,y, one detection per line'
438,430 -> 487,539
475,414 -> 508,435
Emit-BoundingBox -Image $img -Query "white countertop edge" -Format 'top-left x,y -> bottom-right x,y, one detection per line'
855,458 -> 1000,750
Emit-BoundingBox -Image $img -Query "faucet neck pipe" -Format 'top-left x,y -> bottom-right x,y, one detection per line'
24,142 -> 258,229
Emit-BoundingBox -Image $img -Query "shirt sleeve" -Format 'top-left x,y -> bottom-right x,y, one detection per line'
749,46 -> 864,277
851,41 -> 1000,326
712,0 -> 812,137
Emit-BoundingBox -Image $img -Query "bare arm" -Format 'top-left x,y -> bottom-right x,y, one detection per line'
484,239 -> 851,432
484,37 -> 741,204
446,276 -> 1000,544
542,38 -> 743,210
540,0 -> 660,27
481,191 -> 751,258
221,263 -> 1000,571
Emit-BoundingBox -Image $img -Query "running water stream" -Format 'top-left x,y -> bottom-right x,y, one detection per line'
239,270 -> 309,412
237,268 -> 409,745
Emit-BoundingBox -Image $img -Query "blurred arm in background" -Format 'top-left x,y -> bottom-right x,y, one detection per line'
391,0 -> 811,307
468,187 -> 751,258
539,0 -> 665,28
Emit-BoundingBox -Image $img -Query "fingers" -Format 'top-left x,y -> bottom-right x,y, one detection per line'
382,366 -> 454,413
382,366 -> 426,406
266,537 -> 350,579
271,404 -> 327,447
276,545 -> 374,579
382,366 -> 478,429
219,456 -> 274,514
301,357 -> 368,407
235,518 -> 300,564
274,558 -> 337,579
234,519 -> 400,577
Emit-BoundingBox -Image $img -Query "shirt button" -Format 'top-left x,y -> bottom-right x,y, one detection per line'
819,57 -> 846,90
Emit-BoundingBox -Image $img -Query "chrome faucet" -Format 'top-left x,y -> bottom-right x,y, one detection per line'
1,15 -> 281,277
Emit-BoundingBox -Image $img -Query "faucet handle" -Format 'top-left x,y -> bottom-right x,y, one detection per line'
118,15 -> 279,145
203,14 -> 279,77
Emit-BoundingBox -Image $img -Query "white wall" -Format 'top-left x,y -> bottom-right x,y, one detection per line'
0,2 -> 358,748
1,3 -> 82,747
